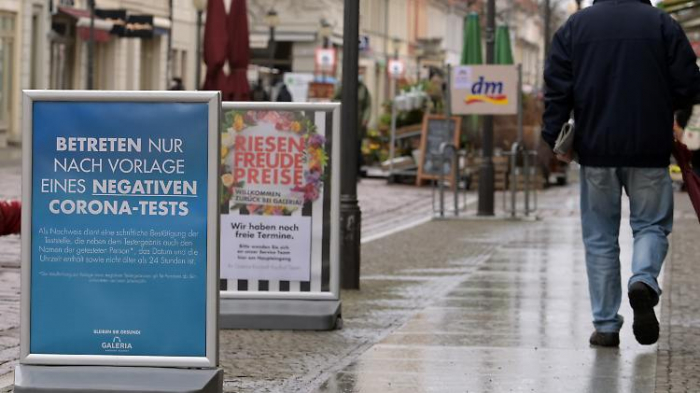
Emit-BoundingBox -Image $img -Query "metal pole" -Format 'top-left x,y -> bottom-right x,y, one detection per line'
389,92 -> 396,177
443,64 -> 452,207
524,150 -> 531,216
454,149 -> 459,217
444,64 -> 457,216
340,0 -> 362,290
439,144 -> 446,218
269,26 -> 276,98
445,64 -> 452,136
322,33 -> 330,83
388,50 -> 398,180
195,10 -> 203,89
510,143 -> 518,218
478,0 -> 496,216
517,64 -> 529,216
87,0 -> 95,90
166,0 -> 174,87
517,64 -> 524,144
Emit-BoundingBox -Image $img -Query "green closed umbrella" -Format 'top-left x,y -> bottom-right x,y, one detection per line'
495,25 -> 514,65
461,13 -> 483,65
460,12 -> 483,147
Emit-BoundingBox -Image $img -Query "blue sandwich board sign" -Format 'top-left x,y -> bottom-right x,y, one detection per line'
20,91 -> 220,368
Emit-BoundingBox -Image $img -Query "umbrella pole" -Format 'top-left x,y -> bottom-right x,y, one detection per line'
478,0 -> 497,216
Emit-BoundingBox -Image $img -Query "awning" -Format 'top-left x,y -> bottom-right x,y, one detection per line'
95,9 -> 160,38
58,6 -> 113,42
58,7 -> 170,40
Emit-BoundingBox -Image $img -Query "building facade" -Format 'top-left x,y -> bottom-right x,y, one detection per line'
0,0 -> 52,146
0,0 -> 551,146
0,0 -> 202,146
246,0 -> 470,126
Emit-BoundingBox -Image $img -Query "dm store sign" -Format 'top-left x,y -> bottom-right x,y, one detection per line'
450,65 -> 518,115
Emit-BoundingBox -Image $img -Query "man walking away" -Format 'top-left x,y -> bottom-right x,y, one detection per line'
542,0 -> 700,347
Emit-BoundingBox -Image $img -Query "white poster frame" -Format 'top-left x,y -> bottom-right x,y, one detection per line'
219,102 -> 341,302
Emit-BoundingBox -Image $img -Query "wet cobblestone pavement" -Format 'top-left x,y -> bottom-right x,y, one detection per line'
1,148 -> 700,392
655,195 -> 700,393
315,184 -> 662,393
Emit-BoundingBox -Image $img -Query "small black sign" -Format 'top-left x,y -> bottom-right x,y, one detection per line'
416,115 -> 462,185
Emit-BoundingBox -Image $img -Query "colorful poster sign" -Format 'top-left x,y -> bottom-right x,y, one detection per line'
220,108 -> 329,285
450,65 -> 518,115
22,92 -> 219,368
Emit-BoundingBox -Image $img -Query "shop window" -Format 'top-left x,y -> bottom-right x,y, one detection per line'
49,20 -> 74,89
31,15 -> 39,88
170,48 -> 188,89
141,37 -> 162,90
94,40 -> 116,90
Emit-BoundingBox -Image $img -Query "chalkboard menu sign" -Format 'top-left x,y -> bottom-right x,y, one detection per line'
416,115 -> 461,186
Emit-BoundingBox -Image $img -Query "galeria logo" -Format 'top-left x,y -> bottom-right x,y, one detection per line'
465,76 -> 509,106
101,336 -> 132,352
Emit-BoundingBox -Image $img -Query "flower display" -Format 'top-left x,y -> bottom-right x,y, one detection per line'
220,110 -> 327,216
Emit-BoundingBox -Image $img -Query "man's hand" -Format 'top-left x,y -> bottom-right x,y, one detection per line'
674,120 -> 684,141
556,150 -> 574,163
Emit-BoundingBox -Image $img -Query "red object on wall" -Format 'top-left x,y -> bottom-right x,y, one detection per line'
0,200 -> 21,236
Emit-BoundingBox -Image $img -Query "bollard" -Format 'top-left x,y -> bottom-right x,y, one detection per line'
509,142 -> 521,218
437,143 -> 458,217
504,145 -> 540,218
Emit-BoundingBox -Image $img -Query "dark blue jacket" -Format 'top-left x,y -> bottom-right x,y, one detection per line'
542,0 -> 700,167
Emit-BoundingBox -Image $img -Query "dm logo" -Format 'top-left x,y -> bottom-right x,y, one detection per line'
101,336 -> 133,352
465,76 -> 509,106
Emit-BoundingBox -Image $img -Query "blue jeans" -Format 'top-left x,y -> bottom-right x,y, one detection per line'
580,167 -> 673,333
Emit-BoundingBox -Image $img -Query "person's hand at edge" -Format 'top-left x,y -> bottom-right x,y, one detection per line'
557,150 -> 574,163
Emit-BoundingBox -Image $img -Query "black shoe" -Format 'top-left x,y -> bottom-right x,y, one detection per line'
589,331 -> 620,347
629,281 -> 660,345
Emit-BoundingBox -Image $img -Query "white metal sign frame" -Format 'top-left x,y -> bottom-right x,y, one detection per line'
219,102 -> 341,302
20,90 -> 221,368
